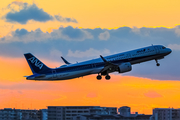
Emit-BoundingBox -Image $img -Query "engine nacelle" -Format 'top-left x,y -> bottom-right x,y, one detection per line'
118,62 -> 132,73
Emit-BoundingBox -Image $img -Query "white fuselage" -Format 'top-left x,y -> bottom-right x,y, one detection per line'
26,45 -> 172,80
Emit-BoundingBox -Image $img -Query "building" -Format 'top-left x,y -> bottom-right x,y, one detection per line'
38,109 -> 47,120
21,109 -> 39,120
0,108 -> 47,120
48,106 -> 117,120
151,108 -> 180,120
118,106 -> 131,117
73,114 -> 152,120
118,106 -> 146,118
0,108 -> 22,120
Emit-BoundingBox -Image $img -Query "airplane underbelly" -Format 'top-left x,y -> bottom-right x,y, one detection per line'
131,54 -> 164,65
30,68 -> 101,81
90,67 -> 103,74
55,69 -> 93,80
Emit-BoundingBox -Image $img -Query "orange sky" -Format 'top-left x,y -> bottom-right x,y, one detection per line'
1,0 -> 180,37
0,0 -> 180,114
0,56 -> 180,114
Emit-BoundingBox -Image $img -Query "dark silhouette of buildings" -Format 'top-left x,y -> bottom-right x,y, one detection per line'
1,106 -> 180,120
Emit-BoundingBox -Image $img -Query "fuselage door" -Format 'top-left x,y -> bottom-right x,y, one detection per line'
154,46 -> 160,54
127,53 -> 132,60
52,70 -> 57,78
92,64 -> 96,68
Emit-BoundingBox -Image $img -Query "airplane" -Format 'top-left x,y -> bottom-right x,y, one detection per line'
24,45 -> 172,81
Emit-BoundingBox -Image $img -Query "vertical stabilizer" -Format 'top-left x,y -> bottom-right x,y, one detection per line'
24,53 -> 51,74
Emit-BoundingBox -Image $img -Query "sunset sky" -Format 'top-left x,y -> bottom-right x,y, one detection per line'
0,0 -> 180,114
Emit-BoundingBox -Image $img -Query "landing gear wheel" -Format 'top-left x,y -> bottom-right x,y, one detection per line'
105,75 -> 111,80
156,63 -> 160,66
155,59 -> 160,67
97,75 -> 102,80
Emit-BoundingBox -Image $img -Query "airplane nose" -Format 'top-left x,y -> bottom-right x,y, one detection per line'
167,48 -> 172,54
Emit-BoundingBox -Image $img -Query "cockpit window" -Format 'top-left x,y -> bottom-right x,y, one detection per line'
162,47 -> 166,49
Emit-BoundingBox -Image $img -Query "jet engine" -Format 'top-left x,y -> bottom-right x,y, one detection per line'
118,62 -> 132,73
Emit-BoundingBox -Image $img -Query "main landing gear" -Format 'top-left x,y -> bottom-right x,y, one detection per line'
155,59 -> 160,66
97,75 -> 102,80
96,74 -> 111,80
105,75 -> 111,80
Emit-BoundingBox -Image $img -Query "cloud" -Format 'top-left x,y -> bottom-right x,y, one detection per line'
131,26 -> 141,34
1,28 -> 52,43
144,91 -> 162,98
50,49 -> 63,61
10,1 -> 25,6
168,44 -> 180,51
4,2 -> 78,24
55,15 -> 78,23
61,26 -> 83,39
98,31 -> 110,40
67,48 -> 110,58
60,26 -> 93,41
1,1 -> 26,13
0,75 -> 179,112
14,28 -> 28,36
0,26 -> 180,80
1,26 -> 179,44
0,27 -> 93,43
5,3 -> 53,24
174,26 -> 180,37
86,92 -> 97,98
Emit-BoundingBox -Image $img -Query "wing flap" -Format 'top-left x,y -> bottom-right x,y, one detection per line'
99,55 -> 119,74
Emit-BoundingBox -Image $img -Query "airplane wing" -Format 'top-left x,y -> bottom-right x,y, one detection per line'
61,56 -> 71,64
99,55 -> 119,74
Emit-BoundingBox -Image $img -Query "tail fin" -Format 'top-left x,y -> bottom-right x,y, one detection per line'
24,53 -> 51,74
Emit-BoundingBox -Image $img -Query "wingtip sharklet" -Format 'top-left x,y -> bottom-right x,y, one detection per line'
61,56 -> 71,64
100,55 -> 107,62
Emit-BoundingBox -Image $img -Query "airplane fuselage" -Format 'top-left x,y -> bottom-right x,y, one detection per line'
25,45 -> 172,80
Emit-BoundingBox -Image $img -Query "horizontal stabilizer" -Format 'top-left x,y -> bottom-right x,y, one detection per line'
25,74 -> 46,79
34,74 -> 46,78
23,76 -> 30,77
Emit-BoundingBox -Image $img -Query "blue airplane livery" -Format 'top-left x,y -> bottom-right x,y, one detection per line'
24,45 -> 172,80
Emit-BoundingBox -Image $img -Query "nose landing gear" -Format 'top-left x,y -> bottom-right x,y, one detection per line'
155,59 -> 160,66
